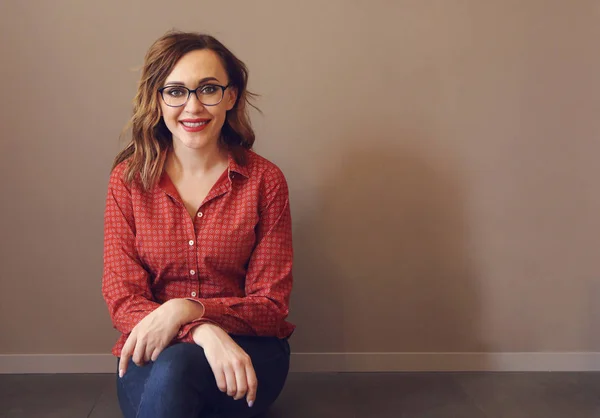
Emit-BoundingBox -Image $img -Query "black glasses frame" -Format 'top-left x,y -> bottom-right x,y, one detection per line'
158,84 -> 230,107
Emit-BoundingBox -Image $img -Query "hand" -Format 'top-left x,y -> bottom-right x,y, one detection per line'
119,299 -> 196,377
192,323 -> 258,407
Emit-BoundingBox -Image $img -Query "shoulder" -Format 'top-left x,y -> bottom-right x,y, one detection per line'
109,160 -> 129,186
241,150 -> 289,207
109,160 -> 129,179
244,150 -> 288,186
107,160 -> 136,193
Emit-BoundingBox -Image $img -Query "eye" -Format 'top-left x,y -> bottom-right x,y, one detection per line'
164,87 -> 187,97
200,85 -> 219,95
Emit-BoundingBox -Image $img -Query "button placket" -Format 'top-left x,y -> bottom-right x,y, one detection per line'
187,235 -> 198,299
191,208 -> 206,299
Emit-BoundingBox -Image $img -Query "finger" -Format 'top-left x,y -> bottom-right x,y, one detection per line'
144,341 -> 156,364
233,359 -> 248,400
224,365 -> 237,397
119,333 -> 136,378
245,361 -> 258,407
132,337 -> 146,367
119,351 -> 130,378
213,367 -> 227,393
150,346 -> 164,362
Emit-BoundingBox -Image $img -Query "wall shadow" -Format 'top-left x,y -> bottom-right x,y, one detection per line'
289,128 -> 489,367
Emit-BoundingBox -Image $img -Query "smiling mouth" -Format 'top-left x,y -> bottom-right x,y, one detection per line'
181,120 -> 209,127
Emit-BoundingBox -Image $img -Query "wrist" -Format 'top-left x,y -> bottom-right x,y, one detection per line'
164,299 -> 205,327
191,323 -> 221,346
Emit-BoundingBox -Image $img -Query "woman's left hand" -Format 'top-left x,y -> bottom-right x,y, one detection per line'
119,299 -> 194,377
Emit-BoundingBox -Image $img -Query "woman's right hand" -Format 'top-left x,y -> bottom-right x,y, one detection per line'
191,323 -> 258,408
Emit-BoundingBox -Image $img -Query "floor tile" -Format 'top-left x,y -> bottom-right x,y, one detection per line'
2,372 -> 600,418
347,372 -> 489,418
0,374 -> 111,418
455,372 -> 600,418
262,372 -> 357,418
88,377 -> 121,418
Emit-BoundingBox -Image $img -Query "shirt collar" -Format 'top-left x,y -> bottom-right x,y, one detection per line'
227,151 -> 249,179
158,150 -> 249,197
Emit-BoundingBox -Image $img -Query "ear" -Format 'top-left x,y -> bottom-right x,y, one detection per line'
225,86 -> 238,111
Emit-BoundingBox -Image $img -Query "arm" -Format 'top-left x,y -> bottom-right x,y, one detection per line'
101,167 -> 160,335
178,166 -> 294,340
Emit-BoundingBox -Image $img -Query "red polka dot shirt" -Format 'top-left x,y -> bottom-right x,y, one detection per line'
102,149 -> 295,356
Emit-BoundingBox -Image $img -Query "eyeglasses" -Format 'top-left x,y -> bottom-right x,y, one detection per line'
158,84 -> 230,107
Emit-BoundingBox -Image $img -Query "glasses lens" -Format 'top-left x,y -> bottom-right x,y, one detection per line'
197,85 -> 223,106
162,87 -> 188,107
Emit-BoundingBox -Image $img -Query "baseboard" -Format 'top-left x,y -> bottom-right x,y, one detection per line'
288,352 -> 600,372
0,354 -> 117,374
1,352 -> 600,374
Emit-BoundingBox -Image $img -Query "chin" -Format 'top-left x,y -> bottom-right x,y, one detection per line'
177,133 -> 218,150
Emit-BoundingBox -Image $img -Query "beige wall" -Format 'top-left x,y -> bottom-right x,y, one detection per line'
1,0 -> 599,355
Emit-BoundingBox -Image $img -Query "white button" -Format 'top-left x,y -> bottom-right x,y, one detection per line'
191,292 -> 197,297
197,212 -> 203,218
190,270 -> 196,275
189,240 -> 194,246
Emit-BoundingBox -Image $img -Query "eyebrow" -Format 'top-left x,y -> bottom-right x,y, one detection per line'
164,77 -> 220,86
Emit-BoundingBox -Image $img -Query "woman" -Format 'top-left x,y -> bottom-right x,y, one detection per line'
102,31 -> 295,418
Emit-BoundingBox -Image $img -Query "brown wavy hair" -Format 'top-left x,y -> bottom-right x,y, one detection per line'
113,31 -> 258,190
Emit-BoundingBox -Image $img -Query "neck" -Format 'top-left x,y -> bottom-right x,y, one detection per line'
167,139 -> 228,177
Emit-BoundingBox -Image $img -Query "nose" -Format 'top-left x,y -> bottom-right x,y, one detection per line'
184,91 -> 205,113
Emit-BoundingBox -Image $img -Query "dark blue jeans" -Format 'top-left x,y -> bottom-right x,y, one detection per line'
116,336 -> 290,418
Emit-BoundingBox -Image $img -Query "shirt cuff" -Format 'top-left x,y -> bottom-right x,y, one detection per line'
175,298 -> 226,341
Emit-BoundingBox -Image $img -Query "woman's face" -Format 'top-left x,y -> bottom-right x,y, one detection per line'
159,49 -> 236,151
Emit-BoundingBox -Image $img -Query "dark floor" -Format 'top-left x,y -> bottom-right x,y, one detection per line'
1,372 -> 599,417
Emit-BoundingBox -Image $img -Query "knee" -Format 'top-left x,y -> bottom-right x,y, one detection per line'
149,343 -> 212,388
136,344 -> 214,416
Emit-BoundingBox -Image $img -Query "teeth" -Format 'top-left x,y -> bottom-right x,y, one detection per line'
182,121 -> 208,127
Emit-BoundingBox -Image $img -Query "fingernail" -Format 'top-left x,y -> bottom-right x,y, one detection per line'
248,400 -> 254,408
119,370 -> 124,378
